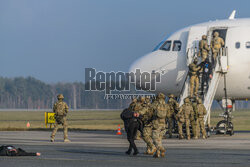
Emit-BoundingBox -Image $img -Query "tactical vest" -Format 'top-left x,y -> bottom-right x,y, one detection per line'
183,104 -> 192,120
212,37 -> 223,49
197,104 -> 207,118
189,64 -> 199,76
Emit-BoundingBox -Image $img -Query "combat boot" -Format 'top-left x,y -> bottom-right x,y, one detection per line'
144,147 -> 151,155
193,136 -> 198,140
125,150 -> 132,155
148,147 -> 157,155
160,149 -> 166,157
64,138 -> 71,142
179,135 -> 184,140
133,150 -> 139,156
153,150 -> 160,158
187,136 -> 191,140
202,135 -> 206,139
50,136 -> 55,142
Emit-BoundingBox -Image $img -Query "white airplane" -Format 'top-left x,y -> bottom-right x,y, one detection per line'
129,11 -> 250,132
130,10 -> 250,101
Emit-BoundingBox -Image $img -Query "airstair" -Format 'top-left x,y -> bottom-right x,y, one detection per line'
178,48 -> 228,127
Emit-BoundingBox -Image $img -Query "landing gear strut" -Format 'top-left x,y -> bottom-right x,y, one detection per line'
216,74 -> 234,135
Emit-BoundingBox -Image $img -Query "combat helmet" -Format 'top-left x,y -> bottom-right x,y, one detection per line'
158,92 -> 166,99
214,31 -> 219,37
139,96 -> 145,102
202,35 -> 207,40
184,97 -> 190,103
193,57 -> 198,64
57,94 -> 64,100
168,94 -> 175,98
197,98 -> 203,104
132,97 -> 137,103
145,96 -> 151,102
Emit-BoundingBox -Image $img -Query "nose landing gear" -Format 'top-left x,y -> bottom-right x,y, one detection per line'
216,74 -> 234,136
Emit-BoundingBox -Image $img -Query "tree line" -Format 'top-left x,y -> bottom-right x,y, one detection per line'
0,76 -> 249,109
0,77 -> 131,109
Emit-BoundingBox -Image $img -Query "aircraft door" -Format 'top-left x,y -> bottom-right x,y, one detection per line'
186,26 -> 208,65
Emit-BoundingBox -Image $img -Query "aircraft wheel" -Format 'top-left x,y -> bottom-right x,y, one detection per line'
228,122 -> 234,136
216,120 -> 227,134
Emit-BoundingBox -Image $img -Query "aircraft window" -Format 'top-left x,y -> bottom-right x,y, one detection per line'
246,42 -> 250,48
235,42 -> 240,49
160,41 -> 171,51
153,41 -> 165,51
173,40 -> 182,51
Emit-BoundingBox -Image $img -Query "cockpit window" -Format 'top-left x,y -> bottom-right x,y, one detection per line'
246,42 -> 250,48
159,40 -> 171,51
173,40 -> 182,51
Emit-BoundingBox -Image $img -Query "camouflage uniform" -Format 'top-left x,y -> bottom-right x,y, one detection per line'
176,98 -> 193,140
152,93 -> 169,158
199,35 -> 210,62
190,99 -> 198,139
138,102 -> 156,155
167,94 -> 179,138
51,94 -> 70,142
128,97 -> 137,111
196,99 -> 207,139
189,58 -> 201,97
211,32 -> 224,66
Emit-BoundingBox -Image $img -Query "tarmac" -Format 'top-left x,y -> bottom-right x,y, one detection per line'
0,130 -> 250,167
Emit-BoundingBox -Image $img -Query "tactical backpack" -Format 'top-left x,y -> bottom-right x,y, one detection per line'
156,103 -> 167,119
55,102 -> 65,116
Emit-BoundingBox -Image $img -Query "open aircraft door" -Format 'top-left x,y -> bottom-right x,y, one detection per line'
186,26 -> 208,65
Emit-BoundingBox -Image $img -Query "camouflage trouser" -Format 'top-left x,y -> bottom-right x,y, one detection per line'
51,116 -> 68,140
142,126 -> 155,150
190,75 -> 199,97
135,130 -> 141,140
196,118 -> 206,137
212,49 -> 219,66
190,119 -> 197,138
167,116 -> 174,136
152,127 -> 166,151
178,119 -> 190,138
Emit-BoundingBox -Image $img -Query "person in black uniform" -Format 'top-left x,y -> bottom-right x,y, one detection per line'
200,58 -> 213,95
120,109 -> 141,156
0,145 -> 41,156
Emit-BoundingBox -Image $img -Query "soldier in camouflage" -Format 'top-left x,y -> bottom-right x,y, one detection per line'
176,97 -> 193,140
196,98 -> 207,139
51,94 -> 70,142
152,93 -> 169,158
190,98 -> 198,139
167,94 -> 179,138
189,58 -> 201,97
137,97 -> 156,155
199,35 -> 210,62
211,31 -> 225,67
128,97 -> 137,111
134,96 -> 145,140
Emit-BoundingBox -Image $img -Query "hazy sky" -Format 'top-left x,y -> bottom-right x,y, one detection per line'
1,0 -> 250,83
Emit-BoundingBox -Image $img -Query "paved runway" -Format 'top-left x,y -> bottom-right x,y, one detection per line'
0,131 -> 250,167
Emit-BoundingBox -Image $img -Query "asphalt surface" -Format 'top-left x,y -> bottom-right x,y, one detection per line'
0,131 -> 250,167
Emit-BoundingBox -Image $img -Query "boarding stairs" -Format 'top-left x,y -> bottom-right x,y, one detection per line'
178,47 -> 228,126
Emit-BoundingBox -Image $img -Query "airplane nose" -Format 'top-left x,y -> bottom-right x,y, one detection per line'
129,52 -> 158,74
